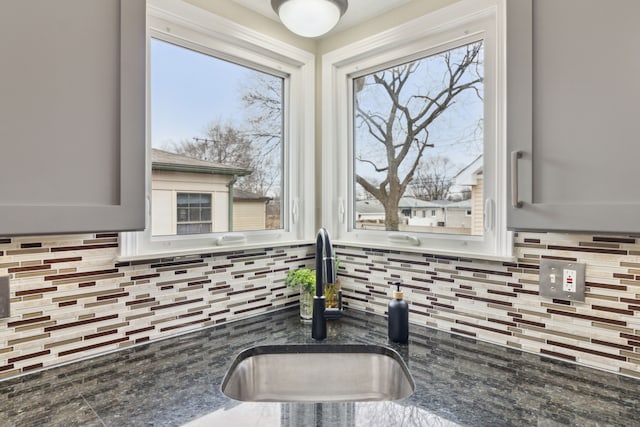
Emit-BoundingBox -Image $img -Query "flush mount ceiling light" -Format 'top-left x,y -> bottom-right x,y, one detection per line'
271,0 -> 348,38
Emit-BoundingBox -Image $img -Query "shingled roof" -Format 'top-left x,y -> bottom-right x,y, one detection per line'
151,149 -> 251,176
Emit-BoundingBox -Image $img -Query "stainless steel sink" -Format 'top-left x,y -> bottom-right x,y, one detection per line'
221,344 -> 415,402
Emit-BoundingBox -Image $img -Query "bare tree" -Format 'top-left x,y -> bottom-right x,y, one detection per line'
173,121 -> 253,168
173,120 -> 276,195
355,41 -> 483,231
410,156 -> 455,201
240,73 -> 283,197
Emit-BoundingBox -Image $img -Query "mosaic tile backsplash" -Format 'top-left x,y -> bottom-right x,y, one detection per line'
1,231 -> 640,380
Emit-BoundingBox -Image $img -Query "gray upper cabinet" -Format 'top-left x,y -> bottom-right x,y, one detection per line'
0,0 -> 146,235
507,0 -> 640,233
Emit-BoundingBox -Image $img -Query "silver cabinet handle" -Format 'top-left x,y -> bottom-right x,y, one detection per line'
511,151 -> 523,208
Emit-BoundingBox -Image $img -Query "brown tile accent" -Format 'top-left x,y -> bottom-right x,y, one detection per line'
547,244 -> 627,256
593,236 -> 636,244
586,282 -> 627,291
591,339 -> 633,351
44,314 -> 119,332
15,287 -> 58,297
8,316 -> 51,328
126,297 -> 156,306
53,289 -> 126,303
44,268 -> 119,281
51,243 -> 119,252
8,265 -> 51,274
540,349 -> 577,361
20,242 -> 42,249
9,350 -> 51,363
126,326 -> 155,336
42,256 -> 83,264
621,332 -> 640,342
547,309 -> 627,326
96,291 -> 129,301
22,363 -> 43,372
95,233 -> 118,238
591,305 -> 634,316
234,302 -> 273,315
150,297 -> 204,311
15,321 -> 56,333
85,330 -> 118,340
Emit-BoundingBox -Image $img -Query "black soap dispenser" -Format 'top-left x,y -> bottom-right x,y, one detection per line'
388,282 -> 409,343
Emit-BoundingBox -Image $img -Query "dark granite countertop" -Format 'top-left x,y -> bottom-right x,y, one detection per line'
1,307 -> 639,426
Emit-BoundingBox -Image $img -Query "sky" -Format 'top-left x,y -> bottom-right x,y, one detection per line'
150,38 -> 253,150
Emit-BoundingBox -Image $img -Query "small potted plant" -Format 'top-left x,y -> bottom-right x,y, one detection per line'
285,268 -> 315,321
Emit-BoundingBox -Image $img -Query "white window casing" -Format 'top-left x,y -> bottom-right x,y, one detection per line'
321,0 -> 512,260
120,0 -> 315,259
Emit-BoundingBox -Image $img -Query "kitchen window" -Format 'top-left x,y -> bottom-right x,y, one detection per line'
121,0 -> 315,258
322,0 -> 511,258
176,193 -> 212,235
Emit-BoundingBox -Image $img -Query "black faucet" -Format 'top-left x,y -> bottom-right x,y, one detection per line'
312,227 -> 342,340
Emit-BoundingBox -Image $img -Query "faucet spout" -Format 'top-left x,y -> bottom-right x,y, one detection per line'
312,227 -> 340,340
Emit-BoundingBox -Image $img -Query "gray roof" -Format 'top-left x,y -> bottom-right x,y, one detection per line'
233,189 -> 271,202
151,149 -> 251,176
356,197 -> 471,212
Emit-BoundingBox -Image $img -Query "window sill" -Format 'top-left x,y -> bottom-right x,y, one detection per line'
333,239 -> 515,263
116,239 -> 313,263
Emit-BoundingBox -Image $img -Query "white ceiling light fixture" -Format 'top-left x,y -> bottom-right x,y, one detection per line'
271,0 -> 348,38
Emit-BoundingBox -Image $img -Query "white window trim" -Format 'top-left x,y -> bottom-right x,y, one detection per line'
120,0 -> 315,260
321,0 -> 513,260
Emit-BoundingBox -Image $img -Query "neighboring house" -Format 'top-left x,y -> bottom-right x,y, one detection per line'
355,199 -> 385,222
232,189 -> 271,232
402,197 -> 471,231
354,196 -> 472,233
454,155 -> 483,236
151,149 -> 269,235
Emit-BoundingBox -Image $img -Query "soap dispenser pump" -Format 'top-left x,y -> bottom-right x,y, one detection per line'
388,282 -> 409,343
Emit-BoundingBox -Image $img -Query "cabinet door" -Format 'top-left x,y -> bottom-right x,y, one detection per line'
507,0 -> 640,233
0,0 -> 145,235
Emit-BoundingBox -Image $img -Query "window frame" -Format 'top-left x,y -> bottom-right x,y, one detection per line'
176,192 -> 213,235
120,0 -> 315,259
321,0 -> 512,259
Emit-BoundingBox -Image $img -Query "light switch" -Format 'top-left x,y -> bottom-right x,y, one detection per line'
539,259 -> 585,302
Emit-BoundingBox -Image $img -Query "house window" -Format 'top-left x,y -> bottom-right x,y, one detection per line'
322,0 -> 510,257
120,2 -> 315,258
176,193 -> 212,235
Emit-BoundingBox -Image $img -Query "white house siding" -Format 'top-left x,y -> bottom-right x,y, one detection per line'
151,170 -> 231,235
233,200 -> 267,231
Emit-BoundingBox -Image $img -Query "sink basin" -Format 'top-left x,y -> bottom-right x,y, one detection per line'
221,344 -> 415,402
